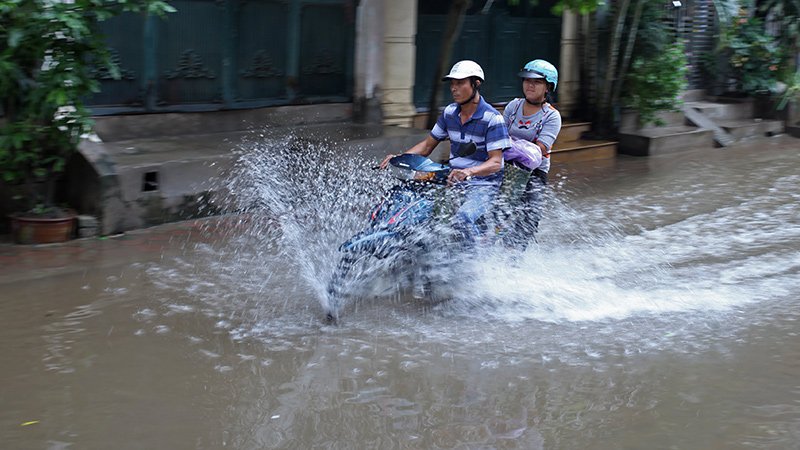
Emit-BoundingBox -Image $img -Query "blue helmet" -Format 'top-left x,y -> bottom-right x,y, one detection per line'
518,59 -> 558,92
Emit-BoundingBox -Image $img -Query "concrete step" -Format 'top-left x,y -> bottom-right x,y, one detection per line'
555,121 -> 591,144
618,125 -> 714,156
552,138 -> 617,163
681,89 -> 706,102
788,123 -> 800,138
684,100 -> 754,121
620,110 -> 686,132
717,119 -> 784,141
683,106 -> 736,147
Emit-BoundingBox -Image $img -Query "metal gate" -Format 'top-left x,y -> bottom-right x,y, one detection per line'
89,0 -> 355,114
414,9 -> 562,109
664,0 -> 717,90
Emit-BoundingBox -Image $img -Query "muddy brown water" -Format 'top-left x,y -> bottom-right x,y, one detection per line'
1,136 -> 799,449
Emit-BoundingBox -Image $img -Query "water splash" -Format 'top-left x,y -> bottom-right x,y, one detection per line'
157,132 -> 800,326
219,129 -> 401,314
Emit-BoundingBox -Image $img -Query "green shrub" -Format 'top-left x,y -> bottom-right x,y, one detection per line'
0,0 -> 174,212
623,41 -> 689,127
719,11 -> 784,94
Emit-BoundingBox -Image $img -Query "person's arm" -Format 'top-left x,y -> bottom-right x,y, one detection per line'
502,99 -> 516,128
380,108 -> 450,169
448,149 -> 504,183
535,108 -> 563,155
379,135 -> 439,169
449,112 -> 509,182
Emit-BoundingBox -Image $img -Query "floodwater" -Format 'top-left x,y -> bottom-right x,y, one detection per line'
1,135 -> 799,449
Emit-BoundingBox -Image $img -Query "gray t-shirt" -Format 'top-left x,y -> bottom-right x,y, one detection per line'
502,98 -> 562,173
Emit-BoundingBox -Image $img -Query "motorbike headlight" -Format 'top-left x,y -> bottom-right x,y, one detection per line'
413,171 -> 435,182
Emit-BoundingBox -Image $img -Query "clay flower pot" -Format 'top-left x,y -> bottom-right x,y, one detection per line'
10,210 -> 77,245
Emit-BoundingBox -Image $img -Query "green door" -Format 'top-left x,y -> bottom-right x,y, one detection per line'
414,5 -> 562,109
89,0 -> 354,114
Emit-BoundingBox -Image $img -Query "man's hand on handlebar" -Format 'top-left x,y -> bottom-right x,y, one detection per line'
379,153 -> 399,170
448,168 -> 473,185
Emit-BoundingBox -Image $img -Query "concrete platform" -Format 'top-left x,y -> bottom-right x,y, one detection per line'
552,122 -> 618,162
67,106 -> 430,236
552,139 -> 618,163
618,126 -> 714,156
717,119 -> 785,140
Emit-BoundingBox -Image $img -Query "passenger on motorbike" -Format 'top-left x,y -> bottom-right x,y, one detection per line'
501,59 -> 562,246
379,60 -> 511,242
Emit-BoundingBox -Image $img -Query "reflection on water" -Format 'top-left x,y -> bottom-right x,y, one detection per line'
0,136 -> 799,449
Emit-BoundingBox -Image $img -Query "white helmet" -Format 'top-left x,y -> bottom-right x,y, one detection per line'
442,60 -> 485,82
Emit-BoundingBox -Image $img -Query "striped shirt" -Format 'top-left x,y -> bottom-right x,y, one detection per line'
430,96 -> 511,186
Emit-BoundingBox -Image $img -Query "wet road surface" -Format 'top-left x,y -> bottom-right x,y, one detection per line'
1,135 -> 799,449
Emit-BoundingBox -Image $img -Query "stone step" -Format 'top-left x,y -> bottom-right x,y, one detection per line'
618,125 -> 714,156
717,119 -> 784,141
684,100 -> 754,121
555,121 -> 591,144
683,106 -> 736,147
552,138 -> 617,163
788,123 -> 800,138
620,110 -> 686,132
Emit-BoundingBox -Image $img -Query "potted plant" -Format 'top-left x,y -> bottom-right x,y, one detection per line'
0,0 -> 174,243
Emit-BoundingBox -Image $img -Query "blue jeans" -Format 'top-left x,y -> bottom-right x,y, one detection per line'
453,184 -> 499,244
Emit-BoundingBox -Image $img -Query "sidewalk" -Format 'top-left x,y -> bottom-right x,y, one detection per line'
0,215 -> 242,286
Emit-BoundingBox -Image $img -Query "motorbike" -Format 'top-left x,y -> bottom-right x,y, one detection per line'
323,142 -> 542,322
324,145 -> 478,322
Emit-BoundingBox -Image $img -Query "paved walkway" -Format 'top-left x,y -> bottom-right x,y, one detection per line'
0,215 -> 247,285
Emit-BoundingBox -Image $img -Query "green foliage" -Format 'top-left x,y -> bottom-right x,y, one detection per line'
718,11 -> 784,94
759,0 -> 800,52
630,0 -> 670,56
0,0 -> 174,210
777,71 -> 800,110
623,41 -> 689,126
551,0 -> 606,15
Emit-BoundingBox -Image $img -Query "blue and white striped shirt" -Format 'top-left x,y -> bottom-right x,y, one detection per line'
430,96 -> 511,186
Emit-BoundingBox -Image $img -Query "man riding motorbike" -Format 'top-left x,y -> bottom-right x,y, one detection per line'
379,60 -> 511,243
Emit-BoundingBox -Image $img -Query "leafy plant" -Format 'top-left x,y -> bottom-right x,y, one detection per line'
0,0 -> 174,214
623,41 -> 689,127
759,0 -> 799,56
777,71 -> 800,111
718,11 -> 784,95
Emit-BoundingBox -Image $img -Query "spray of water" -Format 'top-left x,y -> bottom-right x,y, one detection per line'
180,131 -> 800,326
218,129 -> 408,313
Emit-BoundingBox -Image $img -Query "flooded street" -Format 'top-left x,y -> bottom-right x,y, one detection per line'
2,136 -> 799,449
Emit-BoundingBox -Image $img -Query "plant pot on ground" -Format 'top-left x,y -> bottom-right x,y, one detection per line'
9,208 -> 77,245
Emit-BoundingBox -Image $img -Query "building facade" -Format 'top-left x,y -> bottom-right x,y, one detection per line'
88,0 -> 579,125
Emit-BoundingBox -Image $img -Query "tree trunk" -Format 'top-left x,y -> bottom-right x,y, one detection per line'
596,0 -> 631,135
426,0 -> 471,129
611,0 -> 644,108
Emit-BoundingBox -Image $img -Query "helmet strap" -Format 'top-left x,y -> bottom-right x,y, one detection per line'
458,79 -> 480,106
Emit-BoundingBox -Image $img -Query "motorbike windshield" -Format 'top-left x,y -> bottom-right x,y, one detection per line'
389,154 -> 448,182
